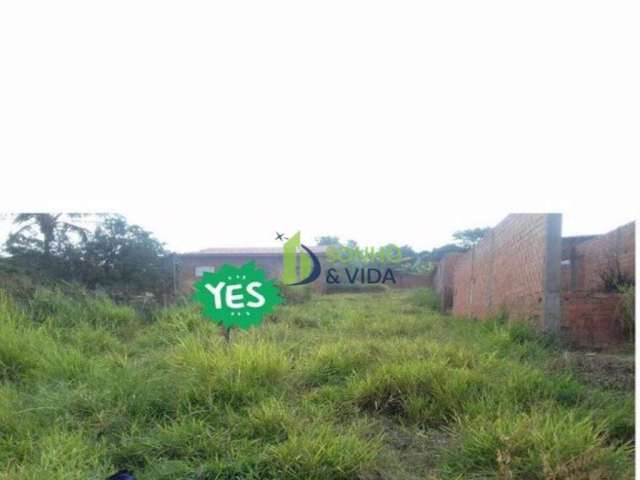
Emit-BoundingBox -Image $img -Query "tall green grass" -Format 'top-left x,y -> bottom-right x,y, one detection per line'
0,288 -> 633,479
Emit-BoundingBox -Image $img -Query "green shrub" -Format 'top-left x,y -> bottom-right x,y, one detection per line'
600,261 -> 633,293
616,283 -> 635,338
277,282 -> 313,305
406,288 -> 441,311
0,271 -> 39,302
27,286 -> 138,331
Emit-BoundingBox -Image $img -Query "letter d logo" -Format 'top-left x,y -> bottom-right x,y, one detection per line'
282,231 -> 321,285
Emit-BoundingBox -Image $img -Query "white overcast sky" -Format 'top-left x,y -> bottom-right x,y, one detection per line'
0,1 -> 637,253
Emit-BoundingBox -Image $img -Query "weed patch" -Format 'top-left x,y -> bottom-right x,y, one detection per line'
0,287 -> 632,478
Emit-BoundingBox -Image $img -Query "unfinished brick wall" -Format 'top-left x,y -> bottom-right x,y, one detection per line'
561,236 -> 598,291
561,292 -> 626,347
449,215 -> 634,347
433,252 -> 463,310
452,214 -> 562,331
560,222 -> 635,347
393,271 -> 435,289
564,223 -> 635,292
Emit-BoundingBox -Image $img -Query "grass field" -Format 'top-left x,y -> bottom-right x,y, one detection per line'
0,288 -> 634,479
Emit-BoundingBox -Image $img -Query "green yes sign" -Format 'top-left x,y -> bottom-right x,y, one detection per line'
193,262 -> 282,330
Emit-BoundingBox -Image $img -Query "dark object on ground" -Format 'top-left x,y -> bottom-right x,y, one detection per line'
106,470 -> 136,480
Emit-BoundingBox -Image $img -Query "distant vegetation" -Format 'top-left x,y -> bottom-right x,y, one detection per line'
0,217 -> 491,304
0,287 -> 632,478
0,213 -> 173,302
452,227 -> 491,248
316,226 -> 491,276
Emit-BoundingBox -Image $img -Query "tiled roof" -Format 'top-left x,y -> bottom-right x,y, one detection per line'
180,246 -> 327,256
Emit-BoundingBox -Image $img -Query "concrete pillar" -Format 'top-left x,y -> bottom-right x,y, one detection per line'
486,229 -> 496,314
542,214 -> 562,335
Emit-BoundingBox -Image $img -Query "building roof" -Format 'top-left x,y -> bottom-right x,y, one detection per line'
180,246 -> 327,257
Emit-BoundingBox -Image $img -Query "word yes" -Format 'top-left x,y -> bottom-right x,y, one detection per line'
205,281 -> 265,309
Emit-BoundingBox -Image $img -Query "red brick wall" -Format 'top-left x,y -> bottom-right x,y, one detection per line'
561,292 -> 626,347
433,253 -> 464,310
392,271 -> 434,289
559,222 -> 635,347
178,255 -> 284,294
565,223 -> 635,292
449,215 -> 634,348
452,214 -> 554,328
561,236 -> 598,291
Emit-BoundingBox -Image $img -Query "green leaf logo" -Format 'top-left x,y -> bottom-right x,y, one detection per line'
193,262 -> 282,330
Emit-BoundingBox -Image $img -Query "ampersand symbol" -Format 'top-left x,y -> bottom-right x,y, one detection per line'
326,268 -> 340,284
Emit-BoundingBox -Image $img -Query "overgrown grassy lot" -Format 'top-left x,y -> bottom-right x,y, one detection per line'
0,288 -> 634,479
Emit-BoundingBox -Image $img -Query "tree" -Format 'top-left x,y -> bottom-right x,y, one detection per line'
1,213 -> 173,300
399,245 -> 417,258
316,236 -> 341,247
3,213 -> 100,279
5,213 -> 93,258
452,227 -> 490,248
81,215 -> 173,297
426,243 -> 467,262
